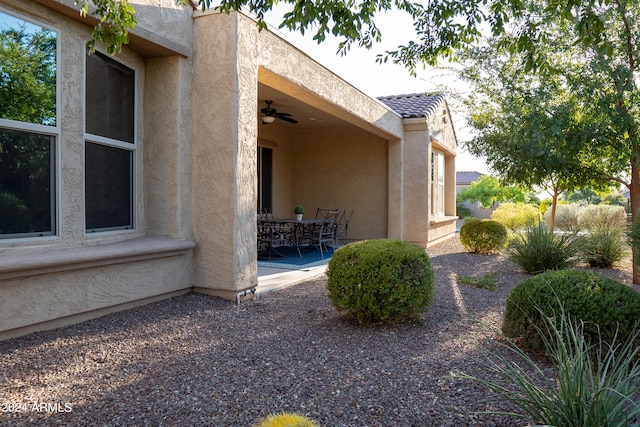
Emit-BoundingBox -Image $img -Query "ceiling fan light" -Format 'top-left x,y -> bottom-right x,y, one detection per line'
262,116 -> 275,124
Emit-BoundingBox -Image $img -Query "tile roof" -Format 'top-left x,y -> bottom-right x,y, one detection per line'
456,171 -> 485,185
377,93 -> 447,119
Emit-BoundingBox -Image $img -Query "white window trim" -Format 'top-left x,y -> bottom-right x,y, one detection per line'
0,8 -> 60,241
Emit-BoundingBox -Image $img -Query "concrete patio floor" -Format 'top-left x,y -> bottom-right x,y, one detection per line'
256,264 -> 328,295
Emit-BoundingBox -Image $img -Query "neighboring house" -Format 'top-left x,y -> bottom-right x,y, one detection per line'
456,171 -> 492,219
0,1 -> 458,339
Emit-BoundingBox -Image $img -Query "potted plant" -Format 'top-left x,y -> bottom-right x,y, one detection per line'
294,205 -> 305,220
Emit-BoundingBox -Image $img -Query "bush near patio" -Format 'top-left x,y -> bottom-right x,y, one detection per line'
502,269 -> 640,351
326,239 -> 435,325
459,219 -> 508,254
491,202 -> 541,231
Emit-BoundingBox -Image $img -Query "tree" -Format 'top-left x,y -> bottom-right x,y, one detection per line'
459,37 -> 610,232
457,175 -> 531,210
460,0 -> 640,280
78,0 -> 624,70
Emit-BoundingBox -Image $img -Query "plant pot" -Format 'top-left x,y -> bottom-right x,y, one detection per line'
296,214 -> 303,220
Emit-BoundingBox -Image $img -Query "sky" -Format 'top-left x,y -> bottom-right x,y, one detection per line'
260,8 -> 490,174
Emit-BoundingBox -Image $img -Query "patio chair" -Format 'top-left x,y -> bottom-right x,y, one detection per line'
303,211 -> 339,259
270,221 -> 301,257
315,208 -> 340,220
334,209 -> 354,247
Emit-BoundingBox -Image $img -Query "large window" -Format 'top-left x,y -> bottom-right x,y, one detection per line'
85,52 -> 135,232
0,10 -> 57,238
431,150 -> 445,217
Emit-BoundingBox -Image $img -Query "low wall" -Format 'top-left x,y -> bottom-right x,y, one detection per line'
0,237 -> 195,340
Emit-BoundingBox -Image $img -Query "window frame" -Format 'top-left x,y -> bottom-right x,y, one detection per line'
431,150 -> 446,217
83,50 -> 137,235
0,8 -> 60,240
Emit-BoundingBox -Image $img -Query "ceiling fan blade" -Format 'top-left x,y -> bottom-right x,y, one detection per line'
276,115 -> 298,124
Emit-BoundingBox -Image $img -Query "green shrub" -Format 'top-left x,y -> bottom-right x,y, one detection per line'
459,219 -> 508,254
326,239 -> 435,324
580,225 -> 628,268
491,202 -> 541,231
456,202 -> 472,219
578,205 -> 626,231
503,269 -> 640,351
546,203 -> 581,233
507,224 -> 579,274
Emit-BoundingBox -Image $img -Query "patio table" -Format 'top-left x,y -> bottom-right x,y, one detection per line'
257,218 -> 325,259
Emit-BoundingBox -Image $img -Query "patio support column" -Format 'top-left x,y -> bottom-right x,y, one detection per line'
400,119 -> 430,247
388,138 -> 404,240
191,11 -> 258,300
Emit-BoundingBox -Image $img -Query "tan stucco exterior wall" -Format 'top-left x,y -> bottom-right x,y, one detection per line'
0,0 -> 196,338
191,12 -> 259,300
290,128 -> 388,240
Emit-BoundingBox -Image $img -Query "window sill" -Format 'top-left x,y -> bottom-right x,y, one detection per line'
430,215 -> 459,225
0,237 -> 196,281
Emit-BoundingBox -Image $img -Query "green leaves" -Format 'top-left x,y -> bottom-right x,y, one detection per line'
77,0 -> 137,54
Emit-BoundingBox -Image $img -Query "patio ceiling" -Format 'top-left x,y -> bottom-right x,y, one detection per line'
258,83 -> 353,129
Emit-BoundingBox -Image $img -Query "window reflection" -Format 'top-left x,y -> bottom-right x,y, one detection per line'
0,10 -> 57,238
0,11 -> 56,126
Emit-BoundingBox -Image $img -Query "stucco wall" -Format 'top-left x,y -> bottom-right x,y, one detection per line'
290,128 -> 388,241
0,0 -> 195,338
191,12 -> 258,299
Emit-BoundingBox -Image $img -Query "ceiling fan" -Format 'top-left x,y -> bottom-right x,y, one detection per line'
260,100 -> 298,124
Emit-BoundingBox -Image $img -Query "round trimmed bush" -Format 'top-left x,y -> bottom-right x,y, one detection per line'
255,413 -> 318,427
459,219 -> 508,254
326,239 -> 435,324
503,269 -> 640,351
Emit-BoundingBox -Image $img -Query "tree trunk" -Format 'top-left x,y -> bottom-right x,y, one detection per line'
548,187 -> 560,233
630,161 -> 640,284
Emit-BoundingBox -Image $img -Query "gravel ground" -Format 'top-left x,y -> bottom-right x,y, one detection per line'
1,236 -> 637,427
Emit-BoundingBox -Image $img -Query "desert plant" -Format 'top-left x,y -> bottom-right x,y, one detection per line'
326,239 -> 435,324
502,269 -> 640,351
459,219 -> 508,254
545,203 -> 581,233
491,202 -> 540,231
506,224 -> 579,274
457,272 -> 504,290
580,225 -> 628,268
255,412 -> 318,427
578,205 -> 627,231
459,308 -> 640,427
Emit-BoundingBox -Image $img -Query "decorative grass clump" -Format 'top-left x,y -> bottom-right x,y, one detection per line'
503,269 -> 640,351
326,239 -> 435,325
507,224 -> 579,274
459,219 -> 508,254
254,412 -> 318,427
580,225 -> 628,268
459,309 -> 640,427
